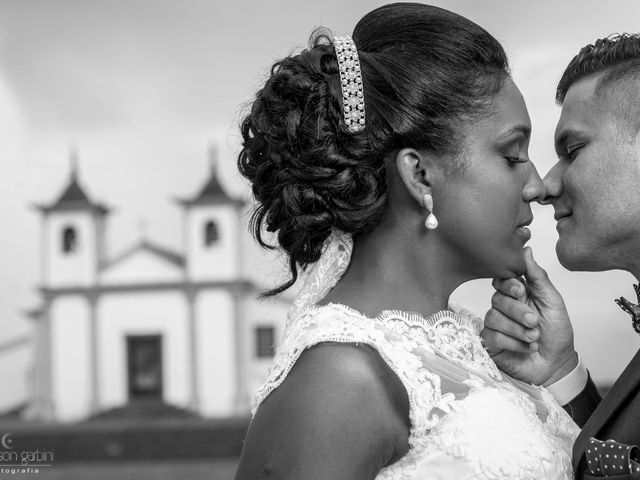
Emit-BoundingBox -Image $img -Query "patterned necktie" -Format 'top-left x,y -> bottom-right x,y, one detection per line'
585,438 -> 640,476
614,284 -> 640,334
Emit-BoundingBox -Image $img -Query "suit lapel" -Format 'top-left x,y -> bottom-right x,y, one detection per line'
573,348 -> 640,472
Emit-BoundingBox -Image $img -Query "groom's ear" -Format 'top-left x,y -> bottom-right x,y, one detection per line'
394,148 -> 442,206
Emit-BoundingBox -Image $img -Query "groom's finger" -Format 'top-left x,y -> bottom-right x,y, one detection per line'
481,326 -> 536,355
485,307 -> 539,343
492,277 -> 527,301
490,291 -> 539,329
522,247 -> 568,311
523,247 -> 554,293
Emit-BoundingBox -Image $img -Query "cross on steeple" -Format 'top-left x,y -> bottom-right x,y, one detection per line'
69,145 -> 79,181
208,142 -> 218,177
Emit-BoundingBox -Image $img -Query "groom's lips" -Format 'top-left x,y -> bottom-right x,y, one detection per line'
554,211 -> 572,221
554,210 -> 572,230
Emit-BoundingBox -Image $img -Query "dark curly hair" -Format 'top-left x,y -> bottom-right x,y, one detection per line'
238,2 -> 510,296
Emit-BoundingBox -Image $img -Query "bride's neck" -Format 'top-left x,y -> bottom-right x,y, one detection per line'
320,227 -> 466,318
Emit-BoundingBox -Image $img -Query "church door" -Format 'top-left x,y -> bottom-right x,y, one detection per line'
126,335 -> 163,401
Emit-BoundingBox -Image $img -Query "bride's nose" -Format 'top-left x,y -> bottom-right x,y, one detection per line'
522,163 -> 545,203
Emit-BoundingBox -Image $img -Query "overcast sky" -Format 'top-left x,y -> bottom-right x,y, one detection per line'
1,0 -> 640,385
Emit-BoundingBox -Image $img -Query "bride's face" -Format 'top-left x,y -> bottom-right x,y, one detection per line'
434,77 -> 544,278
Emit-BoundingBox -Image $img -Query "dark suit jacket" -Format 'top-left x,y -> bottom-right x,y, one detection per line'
566,348 -> 640,480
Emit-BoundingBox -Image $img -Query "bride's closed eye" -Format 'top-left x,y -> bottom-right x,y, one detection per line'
503,149 -> 529,164
505,156 -> 529,164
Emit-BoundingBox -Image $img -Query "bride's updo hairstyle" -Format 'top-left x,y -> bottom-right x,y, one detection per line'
238,2 -> 509,295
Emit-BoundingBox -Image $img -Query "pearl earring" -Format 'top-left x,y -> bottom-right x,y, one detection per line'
422,193 -> 438,230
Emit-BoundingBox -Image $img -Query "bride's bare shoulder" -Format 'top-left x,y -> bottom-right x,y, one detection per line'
235,342 -> 409,480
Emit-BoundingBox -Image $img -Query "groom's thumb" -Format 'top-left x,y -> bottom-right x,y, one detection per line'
523,247 -> 554,294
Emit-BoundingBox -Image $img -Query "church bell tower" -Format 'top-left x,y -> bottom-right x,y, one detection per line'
36,150 -> 108,288
178,145 -> 244,283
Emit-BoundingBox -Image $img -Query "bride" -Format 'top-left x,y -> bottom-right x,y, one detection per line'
234,3 -> 578,479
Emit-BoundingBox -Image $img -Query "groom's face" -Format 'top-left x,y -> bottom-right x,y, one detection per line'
545,74 -> 640,271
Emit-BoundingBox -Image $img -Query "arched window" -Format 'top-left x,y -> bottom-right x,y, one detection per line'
255,326 -> 275,358
62,226 -> 77,254
204,220 -> 219,246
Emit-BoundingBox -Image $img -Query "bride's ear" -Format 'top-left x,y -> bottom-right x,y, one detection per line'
394,148 -> 441,206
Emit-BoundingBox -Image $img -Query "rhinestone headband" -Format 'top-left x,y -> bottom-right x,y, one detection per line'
332,35 -> 365,133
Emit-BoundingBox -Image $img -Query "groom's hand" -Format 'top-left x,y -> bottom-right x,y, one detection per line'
481,247 -> 578,386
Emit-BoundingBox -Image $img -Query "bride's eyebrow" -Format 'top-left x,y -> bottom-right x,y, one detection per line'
495,125 -> 530,148
497,125 -> 531,141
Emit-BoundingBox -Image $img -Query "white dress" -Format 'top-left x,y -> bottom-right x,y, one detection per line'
253,231 -> 579,480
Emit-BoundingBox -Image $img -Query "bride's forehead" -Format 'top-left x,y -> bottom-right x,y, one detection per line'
456,80 -> 531,142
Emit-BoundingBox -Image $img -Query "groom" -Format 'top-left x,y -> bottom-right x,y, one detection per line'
482,34 -> 640,479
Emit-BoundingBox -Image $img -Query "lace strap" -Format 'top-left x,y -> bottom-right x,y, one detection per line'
287,230 -> 352,328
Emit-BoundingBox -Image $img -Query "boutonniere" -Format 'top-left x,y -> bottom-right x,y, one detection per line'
614,284 -> 640,334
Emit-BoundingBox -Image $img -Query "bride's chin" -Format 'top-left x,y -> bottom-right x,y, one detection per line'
490,255 -> 526,279
508,257 -> 527,278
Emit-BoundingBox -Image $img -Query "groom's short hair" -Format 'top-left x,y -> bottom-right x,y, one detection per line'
557,33 -> 640,137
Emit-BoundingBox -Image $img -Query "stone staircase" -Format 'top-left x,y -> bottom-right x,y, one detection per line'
0,401 -> 249,463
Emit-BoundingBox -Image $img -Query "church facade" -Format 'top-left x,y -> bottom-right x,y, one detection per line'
26,157 -> 289,423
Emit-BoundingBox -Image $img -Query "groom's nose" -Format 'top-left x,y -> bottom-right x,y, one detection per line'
540,161 -> 565,205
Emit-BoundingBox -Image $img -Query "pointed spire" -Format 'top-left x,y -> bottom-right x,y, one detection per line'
69,145 -> 79,181
35,148 -> 109,215
175,145 -> 244,208
208,142 -> 218,177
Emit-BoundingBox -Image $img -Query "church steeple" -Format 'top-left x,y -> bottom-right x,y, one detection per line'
38,148 -> 108,214
35,148 -> 108,288
177,144 -> 243,282
69,145 -> 79,181
177,143 -> 242,208
208,142 -> 218,177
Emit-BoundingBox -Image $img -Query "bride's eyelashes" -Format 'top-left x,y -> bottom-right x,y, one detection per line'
503,153 -> 530,165
499,140 -> 530,165
505,156 -> 529,164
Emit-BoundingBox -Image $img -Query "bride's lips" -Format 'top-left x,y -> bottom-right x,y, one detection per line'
515,217 -> 533,241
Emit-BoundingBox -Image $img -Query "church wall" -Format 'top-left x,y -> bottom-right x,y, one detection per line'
195,289 -> 236,416
100,250 -> 184,285
0,344 -> 31,412
46,212 -> 98,287
242,296 -> 290,403
50,295 -> 92,422
186,207 -> 240,282
97,291 -> 190,410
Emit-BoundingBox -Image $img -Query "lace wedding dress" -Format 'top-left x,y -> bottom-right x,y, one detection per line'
253,231 -> 579,480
